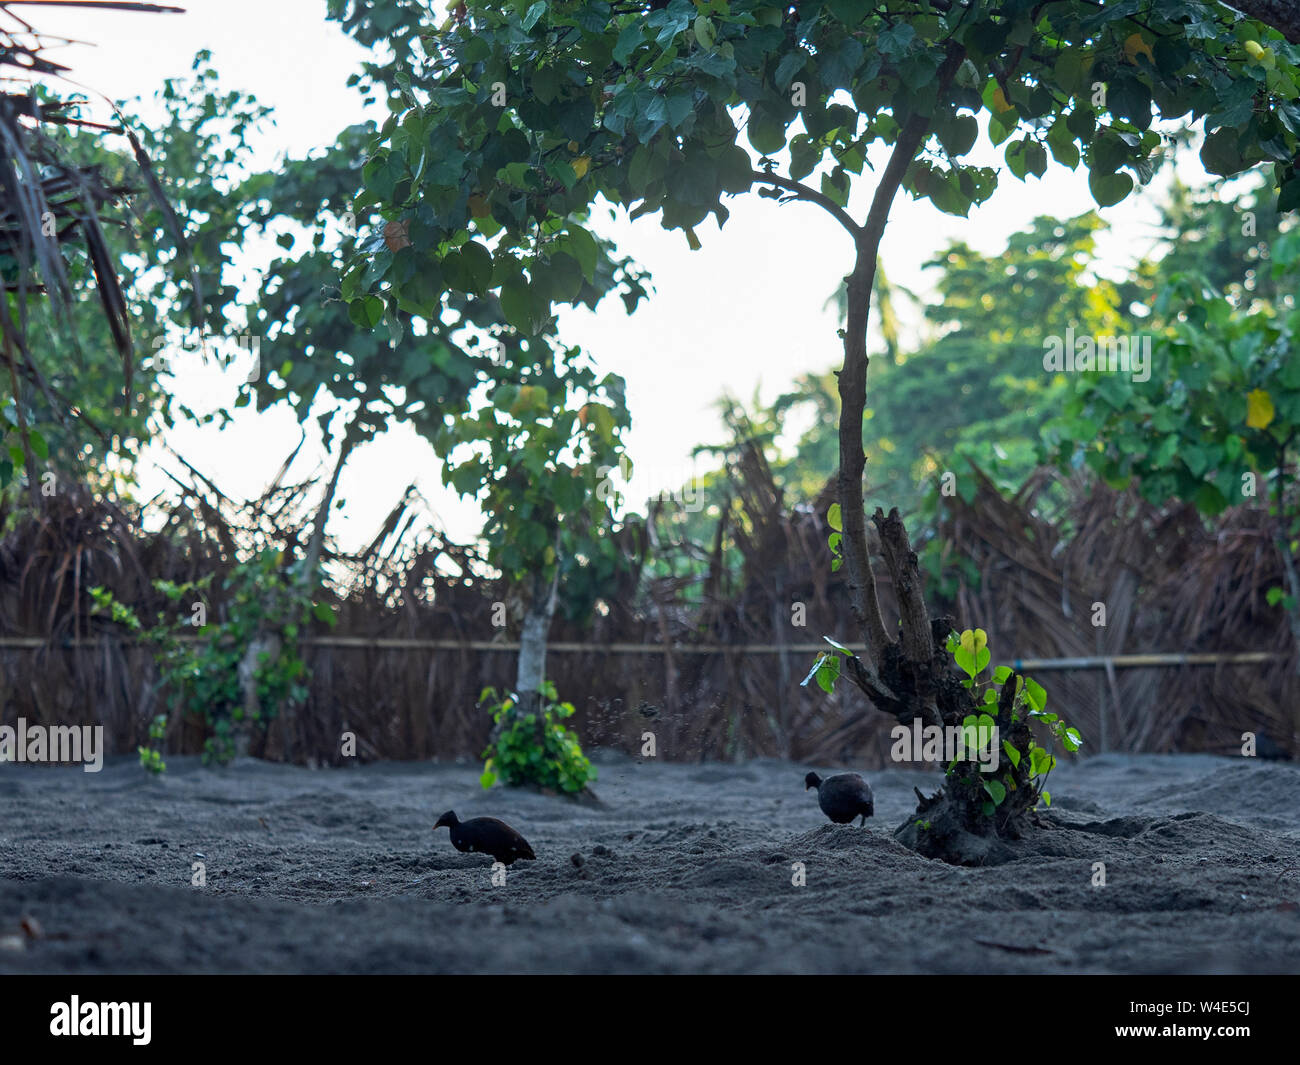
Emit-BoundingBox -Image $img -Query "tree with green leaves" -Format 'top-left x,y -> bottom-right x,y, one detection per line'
1052,225 -> 1300,656
437,341 -> 633,732
343,0 -> 1300,859
165,28 -> 651,751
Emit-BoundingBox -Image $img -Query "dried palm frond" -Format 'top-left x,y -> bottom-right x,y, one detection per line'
1,447 -> 1294,765
0,1 -> 185,492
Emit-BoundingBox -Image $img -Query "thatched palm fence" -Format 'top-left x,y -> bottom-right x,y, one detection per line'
938,466 -> 1297,758
1,459 -> 1295,767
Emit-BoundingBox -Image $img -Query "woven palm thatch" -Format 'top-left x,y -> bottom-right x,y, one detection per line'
1,452 -> 1296,765
938,465 -> 1297,757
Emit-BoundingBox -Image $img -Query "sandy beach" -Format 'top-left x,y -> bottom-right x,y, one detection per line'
1,751 -> 1298,974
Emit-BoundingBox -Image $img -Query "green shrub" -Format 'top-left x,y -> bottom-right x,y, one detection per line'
804,625 -> 1082,818
944,627 -> 1082,813
91,550 -> 333,766
479,681 -> 596,794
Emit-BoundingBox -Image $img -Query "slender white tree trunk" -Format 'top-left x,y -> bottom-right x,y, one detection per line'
514,569 -> 559,731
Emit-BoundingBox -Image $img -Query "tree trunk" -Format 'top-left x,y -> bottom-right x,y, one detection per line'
235,632 -> 282,757
1227,0 -> 1300,43
238,426 -> 357,759
834,43 -> 965,700
514,567 -> 559,736
825,44 -> 1049,862
837,250 -> 892,669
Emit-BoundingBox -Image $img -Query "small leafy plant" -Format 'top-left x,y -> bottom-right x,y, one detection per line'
91,550 -> 333,766
480,681 -> 596,794
137,713 -> 167,775
800,634 -> 855,693
944,628 -> 1082,814
802,624 -> 1083,829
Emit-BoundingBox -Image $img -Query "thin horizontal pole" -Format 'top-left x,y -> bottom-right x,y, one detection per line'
0,636 -> 1289,669
1008,652 -> 1287,670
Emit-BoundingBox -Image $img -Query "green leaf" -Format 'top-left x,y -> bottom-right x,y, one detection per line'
789,137 -> 820,181
774,50 -> 805,90
953,645 -> 976,678
348,295 -> 384,328
822,635 -> 854,657
937,113 -> 978,158
522,1 -> 546,32
666,91 -> 693,130
748,109 -> 787,155
449,241 -> 494,295
1088,170 -> 1133,207
813,652 -> 842,693
613,21 -> 643,64
693,15 -> 716,50
1279,171 -> 1300,213
531,65 -> 560,104
800,653 -> 829,688
1046,119 -> 1080,168
564,225 -> 599,281
546,251 -> 584,302
1029,746 -> 1055,777
1200,127 -> 1248,177
499,278 -> 548,335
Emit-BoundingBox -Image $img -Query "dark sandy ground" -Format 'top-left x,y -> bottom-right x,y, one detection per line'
1,751 -> 1298,973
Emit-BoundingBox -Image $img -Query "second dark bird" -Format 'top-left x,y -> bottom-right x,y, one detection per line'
433,811 -> 536,865
805,771 -> 874,826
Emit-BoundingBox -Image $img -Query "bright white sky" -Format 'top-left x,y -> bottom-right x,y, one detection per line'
30,0 -> 1216,549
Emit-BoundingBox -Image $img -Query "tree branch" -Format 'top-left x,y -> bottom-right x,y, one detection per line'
858,48 -> 967,256
1224,0 -> 1300,43
302,420 -> 360,587
750,169 -> 864,241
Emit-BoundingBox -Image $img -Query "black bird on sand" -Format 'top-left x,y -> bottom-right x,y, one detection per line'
805,771 -> 874,826
433,811 -> 537,865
